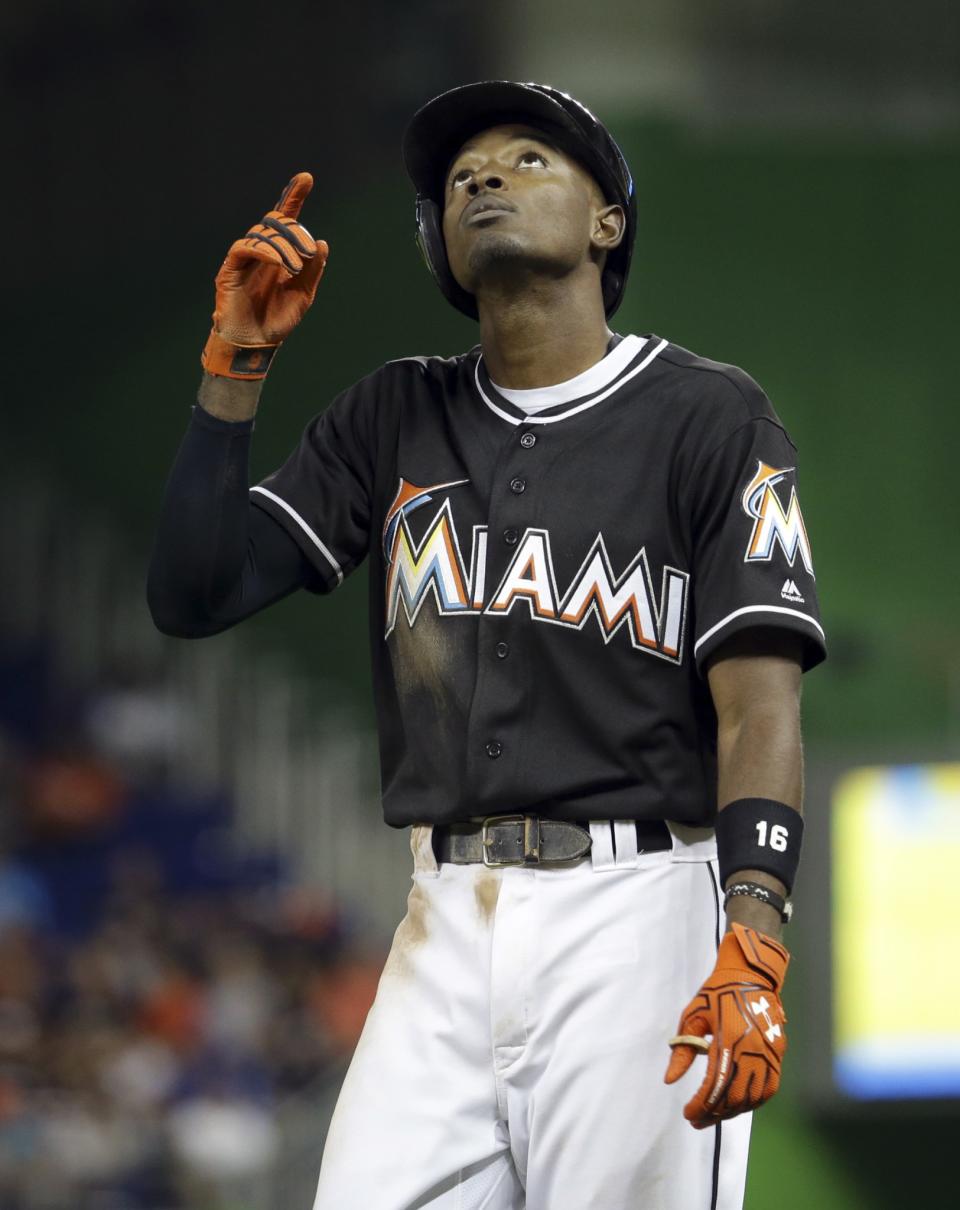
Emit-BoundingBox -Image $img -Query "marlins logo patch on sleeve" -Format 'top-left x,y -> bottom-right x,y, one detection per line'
741,460 -> 814,576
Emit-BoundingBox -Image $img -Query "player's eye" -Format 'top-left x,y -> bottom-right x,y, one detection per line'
517,150 -> 548,167
449,167 -> 474,189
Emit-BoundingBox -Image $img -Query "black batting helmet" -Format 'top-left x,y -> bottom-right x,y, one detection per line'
401,81 -> 637,320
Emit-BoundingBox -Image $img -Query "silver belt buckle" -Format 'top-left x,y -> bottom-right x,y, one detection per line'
482,814 -> 540,866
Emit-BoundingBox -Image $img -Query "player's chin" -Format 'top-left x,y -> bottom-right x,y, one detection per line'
460,234 -> 532,287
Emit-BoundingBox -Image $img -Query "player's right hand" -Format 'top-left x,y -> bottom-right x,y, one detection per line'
201,172 -> 329,380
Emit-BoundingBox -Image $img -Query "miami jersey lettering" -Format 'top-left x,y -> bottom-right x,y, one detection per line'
383,478 -> 689,663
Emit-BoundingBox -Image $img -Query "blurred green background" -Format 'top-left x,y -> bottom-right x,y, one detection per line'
3,1 -> 959,1206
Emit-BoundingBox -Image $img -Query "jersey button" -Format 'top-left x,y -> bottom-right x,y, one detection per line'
503,527 -> 519,545
519,431 -> 536,449
510,477 -> 526,494
495,641 -> 510,659
485,740 -> 503,759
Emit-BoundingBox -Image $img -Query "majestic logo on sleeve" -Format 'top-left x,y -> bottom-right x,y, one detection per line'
741,461 -> 814,576
383,479 -> 689,663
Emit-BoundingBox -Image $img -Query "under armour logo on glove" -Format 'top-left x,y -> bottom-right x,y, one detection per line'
749,994 -> 782,1043
664,923 -> 789,1128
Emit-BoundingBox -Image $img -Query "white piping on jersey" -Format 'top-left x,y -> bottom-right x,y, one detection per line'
249,485 -> 344,585
385,355 -> 433,369
491,334 -> 646,411
475,338 -> 669,425
693,604 -> 825,658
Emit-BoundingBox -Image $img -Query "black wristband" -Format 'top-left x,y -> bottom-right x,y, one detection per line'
715,798 -> 803,892
723,880 -> 793,923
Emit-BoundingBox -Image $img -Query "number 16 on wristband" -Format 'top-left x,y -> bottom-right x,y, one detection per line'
716,798 -> 803,891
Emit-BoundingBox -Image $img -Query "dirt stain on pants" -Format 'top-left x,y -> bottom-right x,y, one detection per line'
474,869 -> 501,924
383,882 -> 430,979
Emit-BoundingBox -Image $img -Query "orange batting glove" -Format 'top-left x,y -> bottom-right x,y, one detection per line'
664,922 -> 789,1128
201,172 -> 329,380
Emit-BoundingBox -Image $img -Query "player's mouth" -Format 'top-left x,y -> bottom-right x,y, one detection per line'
461,195 -> 517,226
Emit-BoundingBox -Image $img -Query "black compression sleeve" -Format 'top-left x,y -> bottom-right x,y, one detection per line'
147,405 -> 320,636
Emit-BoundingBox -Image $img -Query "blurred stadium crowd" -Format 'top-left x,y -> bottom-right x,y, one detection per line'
0,641 -> 383,1210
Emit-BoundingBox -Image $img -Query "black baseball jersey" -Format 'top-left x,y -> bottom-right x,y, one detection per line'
250,333 -> 825,828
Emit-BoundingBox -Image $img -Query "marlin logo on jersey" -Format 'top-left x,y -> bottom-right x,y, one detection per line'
741,461 -> 814,576
382,477 -> 470,559
383,479 -> 689,663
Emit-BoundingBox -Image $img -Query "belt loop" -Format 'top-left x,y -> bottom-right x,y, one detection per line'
523,815 -> 541,862
665,820 -> 718,863
589,821 -> 616,871
412,824 -> 440,876
613,820 -> 639,868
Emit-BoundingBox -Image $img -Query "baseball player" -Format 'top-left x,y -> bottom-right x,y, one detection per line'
148,81 -> 825,1209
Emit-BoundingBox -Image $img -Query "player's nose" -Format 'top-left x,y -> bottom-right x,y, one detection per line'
466,174 -> 505,196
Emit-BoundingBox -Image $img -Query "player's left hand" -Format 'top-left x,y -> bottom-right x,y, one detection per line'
663,922 -> 789,1128
209,172 -> 328,348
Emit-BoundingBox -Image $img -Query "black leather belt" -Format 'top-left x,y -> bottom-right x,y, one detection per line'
431,815 -> 672,867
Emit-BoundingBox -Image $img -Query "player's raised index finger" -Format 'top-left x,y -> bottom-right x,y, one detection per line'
275,172 -> 314,219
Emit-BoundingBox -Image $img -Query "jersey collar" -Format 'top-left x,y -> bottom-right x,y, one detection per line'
473,334 -> 669,426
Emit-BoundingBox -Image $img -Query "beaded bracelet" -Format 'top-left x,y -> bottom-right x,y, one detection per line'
723,880 -> 793,924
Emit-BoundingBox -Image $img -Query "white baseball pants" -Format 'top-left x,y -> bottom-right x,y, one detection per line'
312,820 -> 751,1210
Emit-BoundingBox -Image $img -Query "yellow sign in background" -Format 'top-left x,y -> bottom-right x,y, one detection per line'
833,763 -> 960,1097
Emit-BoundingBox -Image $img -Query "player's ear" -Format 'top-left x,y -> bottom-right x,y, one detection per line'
592,204 -> 625,254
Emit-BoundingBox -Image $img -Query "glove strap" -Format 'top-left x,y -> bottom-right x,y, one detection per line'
722,922 -> 790,991
201,330 -> 279,380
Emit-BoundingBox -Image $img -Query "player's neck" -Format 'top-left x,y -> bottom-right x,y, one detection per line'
476,276 -> 613,390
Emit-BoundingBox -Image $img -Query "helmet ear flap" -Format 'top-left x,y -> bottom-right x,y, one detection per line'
414,194 -> 479,320
414,195 -> 444,279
